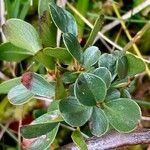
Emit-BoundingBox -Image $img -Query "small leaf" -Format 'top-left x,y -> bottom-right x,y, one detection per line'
103,98 -> 141,132
21,110 -> 61,138
92,67 -> 112,88
8,84 -> 34,105
38,11 -> 57,47
49,2 -> 77,35
27,124 -> 59,150
89,107 -> 109,136
105,89 -> 120,102
21,72 -> 55,98
0,77 -> 21,94
62,72 -> 78,84
34,51 -> 55,69
117,56 -> 128,79
0,42 -> 33,62
71,130 -> 88,150
126,53 -> 146,76
43,47 -> 72,63
121,89 -> 131,98
98,53 -> 117,79
59,97 -> 92,127
3,19 -> 42,53
83,46 -> 101,69
48,100 -> 60,112
74,73 -> 107,106
63,33 -> 82,63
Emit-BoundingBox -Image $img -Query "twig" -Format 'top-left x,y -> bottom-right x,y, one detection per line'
141,116 -> 150,121
59,129 -> 150,150
66,2 -> 123,51
112,2 -> 150,77
101,0 -> 150,33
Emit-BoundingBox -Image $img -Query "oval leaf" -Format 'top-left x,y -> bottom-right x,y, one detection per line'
28,124 -> 59,150
126,53 -> 146,76
8,84 -> 34,105
63,33 -> 82,63
74,73 -> 107,106
3,19 -> 42,53
71,130 -> 88,150
21,72 -> 55,98
83,46 -> 101,69
98,53 -> 117,79
92,67 -> 112,88
49,2 -> 77,35
0,77 -> 21,94
59,97 -> 92,127
89,107 -> 109,136
103,98 -> 141,132
0,42 -> 33,62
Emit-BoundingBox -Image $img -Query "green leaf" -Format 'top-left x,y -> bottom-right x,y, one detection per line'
38,11 -> 57,47
21,110 -> 61,138
0,77 -> 21,94
62,72 -> 78,84
103,98 -> 141,132
8,84 -> 34,105
89,107 -> 109,136
48,100 -> 60,112
59,97 -> 92,127
121,89 -> 131,98
34,51 -> 55,69
21,72 -> 55,98
83,46 -> 101,69
27,124 -> 59,150
43,47 -> 72,63
98,53 -> 117,79
49,2 -> 77,35
63,33 -> 82,63
126,53 -> 146,76
71,130 -> 88,150
74,73 -> 107,106
84,14 -> 104,49
0,43 -> 33,62
3,19 -> 42,53
92,67 -> 112,88
105,89 -> 120,102
117,56 -> 128,79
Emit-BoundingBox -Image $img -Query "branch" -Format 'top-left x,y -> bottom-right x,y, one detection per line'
59,129 -> 150,150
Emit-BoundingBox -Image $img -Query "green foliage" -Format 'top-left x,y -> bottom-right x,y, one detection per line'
1,1 -> 147,149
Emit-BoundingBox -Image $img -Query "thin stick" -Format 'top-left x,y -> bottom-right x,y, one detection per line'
59,129 -> 150,150
112,2 -> 150,77
66,2 -> 123,51
101,0 -> 150,33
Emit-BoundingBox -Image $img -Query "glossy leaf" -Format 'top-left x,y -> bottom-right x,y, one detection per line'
103,98 -> 141,132
59,97 -> 92,127
8,84 -> 34,105
92,67 -> 112,88
21,110 -> 61,138
49,2 -> 77,35
71,130 -> 88,150
126,53 -> 146,76
0,77 -> 20,94
83,46 -> 101,69
63,33 -> 82,63
105,89 -> 120,102
117,56 -> 128,79
28,124 -> 59,150
3,19 -> 42,53
74,73 -> 107,106
89,107 -> 109,136
21,72 -> 55,98
98,53 -> 117,79
43,47 -> 72,63
0,42 -> 33,62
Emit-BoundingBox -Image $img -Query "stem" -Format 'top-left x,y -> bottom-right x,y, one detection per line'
59,129 -> 150,150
